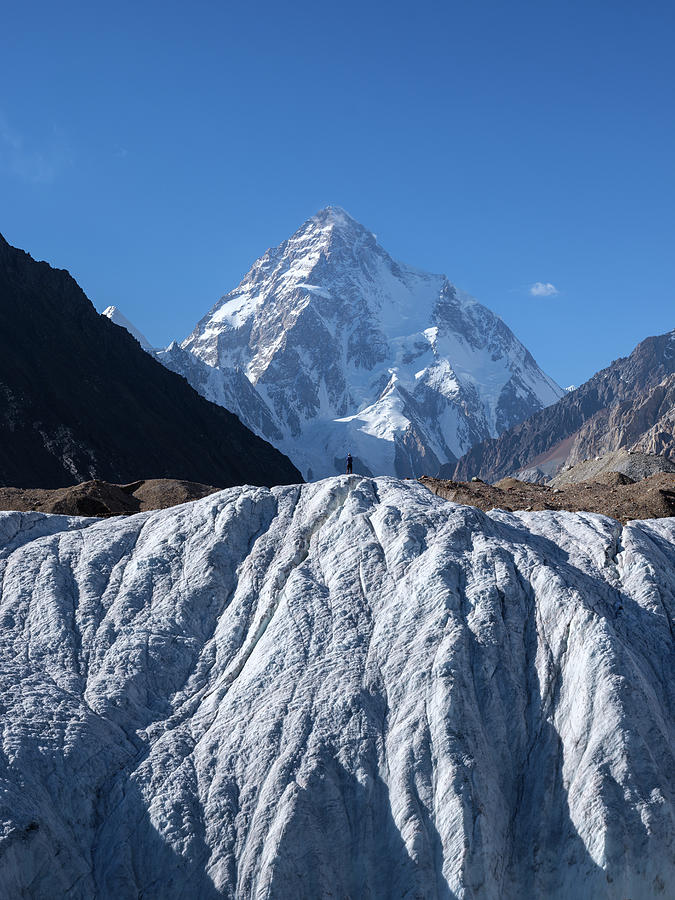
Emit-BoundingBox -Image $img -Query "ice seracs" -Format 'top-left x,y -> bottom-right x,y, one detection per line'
0,477 -> 672,898
162,207 -> 563,479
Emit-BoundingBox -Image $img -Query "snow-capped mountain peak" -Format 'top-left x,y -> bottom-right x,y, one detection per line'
292,205 -> 375,250
166,210 -> 564,479
303,204 -> 365,235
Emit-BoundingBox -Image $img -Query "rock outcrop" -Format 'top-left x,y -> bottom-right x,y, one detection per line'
421,471 -> 675,523
549,449 -> 675,488
0,478 -> 218,517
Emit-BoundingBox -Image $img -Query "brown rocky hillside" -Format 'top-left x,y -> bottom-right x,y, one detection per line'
0,479 -> 219,517
420,471 -> 675,524
452,329 -> 675,483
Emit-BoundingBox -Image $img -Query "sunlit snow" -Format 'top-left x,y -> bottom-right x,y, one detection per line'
169,208 -> 564,479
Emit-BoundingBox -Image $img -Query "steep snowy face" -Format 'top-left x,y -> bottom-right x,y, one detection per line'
0,478 -> 672,899
178,208 -> 562,479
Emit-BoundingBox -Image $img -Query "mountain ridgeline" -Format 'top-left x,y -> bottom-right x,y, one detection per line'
453,329 -> 675,483
0,233 -> 301,488
159,207 -> 563,480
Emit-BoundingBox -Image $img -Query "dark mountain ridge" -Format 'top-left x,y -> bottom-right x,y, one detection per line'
0,233 -> 302,488
453,329 -> 675,483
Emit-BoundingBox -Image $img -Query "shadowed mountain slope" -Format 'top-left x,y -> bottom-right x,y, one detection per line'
0,234 -> 301,488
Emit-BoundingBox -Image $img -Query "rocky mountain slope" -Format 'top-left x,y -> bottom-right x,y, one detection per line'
421,470 -> 675,523
453,329 -> 675,483
549,449 -> 675,488
0,233 -> 301,488
0,476 -> 672,898
163,207 -> 562,479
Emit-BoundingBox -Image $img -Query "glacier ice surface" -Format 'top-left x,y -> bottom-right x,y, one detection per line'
0,478 -> 673,898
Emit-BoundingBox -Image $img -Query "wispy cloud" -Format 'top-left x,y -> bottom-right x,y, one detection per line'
0,113 -> 72,184
529,281 -> 559,297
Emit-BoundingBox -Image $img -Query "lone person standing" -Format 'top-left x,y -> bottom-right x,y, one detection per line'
346,452 -> 353,475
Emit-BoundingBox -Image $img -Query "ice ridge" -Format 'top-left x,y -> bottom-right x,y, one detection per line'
0,478 -> 672,898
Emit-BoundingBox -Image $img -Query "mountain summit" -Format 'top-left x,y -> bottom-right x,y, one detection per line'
164,209 -> 563,479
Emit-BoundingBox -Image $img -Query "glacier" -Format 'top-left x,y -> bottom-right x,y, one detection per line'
0,477 -> 673,898
160,207 -> 563,480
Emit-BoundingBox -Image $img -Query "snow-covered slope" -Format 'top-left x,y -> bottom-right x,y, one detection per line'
102,304 -> 154,351
170,208 -> 563,479
0,478 -> 672,898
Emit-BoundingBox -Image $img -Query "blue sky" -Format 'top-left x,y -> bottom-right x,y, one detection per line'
1,0 -> 673,387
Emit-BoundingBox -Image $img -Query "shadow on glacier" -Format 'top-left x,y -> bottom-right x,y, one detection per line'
489,580 -> 609,898
475,511 -> 672,897
92,772 -> 223,900
92,755 -> 454,900
265,755 -> 457,900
